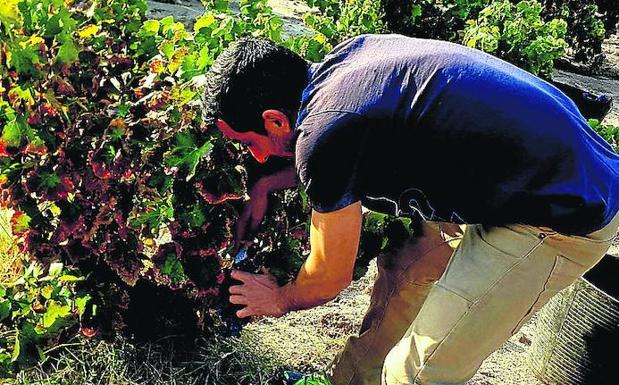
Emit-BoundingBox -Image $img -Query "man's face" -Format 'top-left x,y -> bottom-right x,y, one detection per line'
216,119 -> 272,163
216,118 -> 293,163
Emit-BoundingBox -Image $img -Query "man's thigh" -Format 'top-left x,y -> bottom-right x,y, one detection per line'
382,219 -> 617,385
328,219 -> 461,385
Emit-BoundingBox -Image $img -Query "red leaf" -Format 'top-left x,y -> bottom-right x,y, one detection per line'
11,210 -> 31,236
0,140 -> 10,158
80,327 -> 97,337
91,161 -> 112,179
27,111 -> 42,125
196,182 -> 242,205
41,102 -> 60,117
24,142 -> 48,156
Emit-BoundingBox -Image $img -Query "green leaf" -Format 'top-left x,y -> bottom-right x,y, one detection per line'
48,263 -> 63,277
56,39 -> 79,64
411,4 -> 422,19
57,275 -> 84,282
164,132 -> 214,181
142,19 -> 161,35
12,212 -> 31,234
0,300 -> 10,321
194,13 -> 216,32
0,0 -> 20,27
38,172 -> 61,190
11,330 -> 21,362
116,103 -> 130,118
160,254 -> 187,284
74,294 -> 91,316
42,301 -> 71,328
160,41 -> 175,60
1,116 -> 29,148
130,199 -> 174,231
185,204 -> 206,228
78,24 -> 99,38
196,46 -> 211,70
40,285 -> 54,300
160,15 -> 175,29
11,323 -> 38,363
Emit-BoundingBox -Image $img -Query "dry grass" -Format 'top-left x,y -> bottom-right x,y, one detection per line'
0,207 -> 22,284
8,331 -> 292,385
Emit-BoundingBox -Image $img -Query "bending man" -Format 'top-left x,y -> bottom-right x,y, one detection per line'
203,34 -> 619,385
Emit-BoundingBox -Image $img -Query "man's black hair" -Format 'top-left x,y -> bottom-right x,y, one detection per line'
203,37 -> 309,135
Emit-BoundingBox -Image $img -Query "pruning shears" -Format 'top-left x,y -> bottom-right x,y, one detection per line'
233,246 -> 249,266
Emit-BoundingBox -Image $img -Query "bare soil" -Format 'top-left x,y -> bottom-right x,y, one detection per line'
246,260 -> 545,385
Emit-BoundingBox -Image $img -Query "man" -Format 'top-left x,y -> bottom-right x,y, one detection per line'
203,34 -> 619,385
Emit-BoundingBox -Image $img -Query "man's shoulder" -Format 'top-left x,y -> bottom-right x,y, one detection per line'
295,110 -> 366,154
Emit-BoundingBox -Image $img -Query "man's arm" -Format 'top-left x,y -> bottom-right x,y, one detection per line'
229,201 -> 362,318
235,165 -> 298,248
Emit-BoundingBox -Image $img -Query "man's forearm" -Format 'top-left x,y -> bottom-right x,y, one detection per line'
279,275 -> 348,312
277,254 -> 353,312
260,165 -> 298,193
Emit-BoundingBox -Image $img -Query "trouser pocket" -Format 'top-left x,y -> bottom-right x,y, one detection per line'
439,224 -> 547,303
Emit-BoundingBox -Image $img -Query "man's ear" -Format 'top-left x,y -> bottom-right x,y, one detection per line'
262,109 -> 291,135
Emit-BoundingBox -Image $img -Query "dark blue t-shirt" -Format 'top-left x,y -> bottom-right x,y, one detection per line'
294,34 -> 619,235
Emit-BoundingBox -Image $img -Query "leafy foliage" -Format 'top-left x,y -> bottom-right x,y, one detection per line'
0,259 -> 90,376
539,0 -> 607,67
589,119 -> 619,151
1,0 -> 616,378
380,0 -> 490,41
0,0 -> 300,343
0,0 -> 405,365
302,0 -> 386,46
377,0 -> 609,71
463,0 -> 568,76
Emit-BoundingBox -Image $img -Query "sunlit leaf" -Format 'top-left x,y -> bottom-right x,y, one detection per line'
78,24 -> 99,38
42,301 -> 71,328
0,0 -> 21,27
56,39 -> 79,64
142,19 -> 160,35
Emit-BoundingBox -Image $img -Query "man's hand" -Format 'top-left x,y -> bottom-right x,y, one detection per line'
235,181 -> 268,250
229,269 -> 288,318
228,202 -> 363,317
234,166 -> 298,250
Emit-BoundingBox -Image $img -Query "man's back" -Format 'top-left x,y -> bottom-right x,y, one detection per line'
295,34 -> 619,234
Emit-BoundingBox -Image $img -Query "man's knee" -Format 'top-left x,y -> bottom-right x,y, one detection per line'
382,341 -> 475,385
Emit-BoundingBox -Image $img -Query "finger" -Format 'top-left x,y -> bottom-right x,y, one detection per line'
259,267 -> 276,280
230,270 -> 253,282
216,119 -> 234,131
229,295 -> 247,305
235,218 -> 249,244
250,203 -> 268,231
228,285 -> 245,295
236,307 -> 254,318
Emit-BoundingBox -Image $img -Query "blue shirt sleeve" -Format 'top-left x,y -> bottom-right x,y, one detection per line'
295,111 -> 367,213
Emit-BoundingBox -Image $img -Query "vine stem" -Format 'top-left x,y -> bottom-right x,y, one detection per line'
43,341 -> 84,355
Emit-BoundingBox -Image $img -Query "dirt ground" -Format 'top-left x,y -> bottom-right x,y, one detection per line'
147,1 -> 619,383
246,259 -> 545,385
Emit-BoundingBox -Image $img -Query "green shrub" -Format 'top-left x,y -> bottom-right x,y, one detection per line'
0,0 -> 319,342
0,0 -> 410,373
463,0 -> 568,76
0,259 -> 89,376
539,0 -> 606,66
302,0 -> 386,46
381,0 -> 490,41
589,119 -> 619,151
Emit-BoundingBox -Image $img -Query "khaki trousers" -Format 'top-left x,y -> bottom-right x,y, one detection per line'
327,212 -> 619,385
